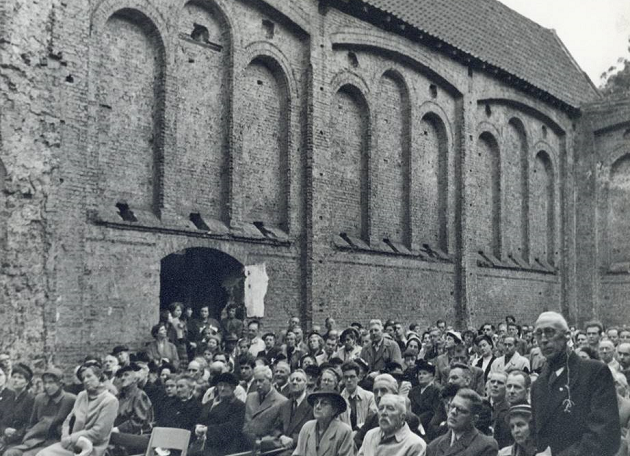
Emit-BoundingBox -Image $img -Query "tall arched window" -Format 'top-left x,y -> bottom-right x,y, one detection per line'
531,151 -> 555,265
473,132 -> 501,258
330,84 -> 369,241
610,154 -> 630,264
96,9 -> 166,213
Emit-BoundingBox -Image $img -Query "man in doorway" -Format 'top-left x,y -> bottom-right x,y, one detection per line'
247,320 -> 266,357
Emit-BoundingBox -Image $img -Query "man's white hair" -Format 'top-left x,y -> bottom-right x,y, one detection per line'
534,311 -> 569,332
379,393 -> 406,416
254,365 -> 273,380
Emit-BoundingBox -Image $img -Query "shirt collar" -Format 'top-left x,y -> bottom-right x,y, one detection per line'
380,422 -> 409,444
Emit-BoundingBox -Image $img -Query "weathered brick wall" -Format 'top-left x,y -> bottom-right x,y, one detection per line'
1,0 -> 601,368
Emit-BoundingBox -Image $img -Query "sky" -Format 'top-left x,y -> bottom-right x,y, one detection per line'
497,0 -> 630,86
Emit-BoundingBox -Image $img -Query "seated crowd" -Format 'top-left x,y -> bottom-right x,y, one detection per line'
0,304 -> 628,456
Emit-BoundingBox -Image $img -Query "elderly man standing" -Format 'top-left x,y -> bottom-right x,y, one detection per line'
358,394 -> 426,456
426,389 -> 498,456
531,311 -> 620,456
242,366 -> 287,449
360,320 -> 403,374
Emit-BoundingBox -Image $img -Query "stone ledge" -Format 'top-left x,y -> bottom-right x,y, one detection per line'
476,251 -> 557,274
333,234 -> 454,263
89,207 -> 292,247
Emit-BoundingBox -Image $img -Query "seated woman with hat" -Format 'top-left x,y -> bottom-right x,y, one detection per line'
498,404 -> 536,456
292,390 -> 353,456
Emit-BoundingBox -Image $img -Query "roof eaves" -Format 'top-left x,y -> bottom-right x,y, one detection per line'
332,0 -> 583,114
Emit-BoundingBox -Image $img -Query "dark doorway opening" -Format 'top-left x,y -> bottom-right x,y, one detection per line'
160,248 -> 245,321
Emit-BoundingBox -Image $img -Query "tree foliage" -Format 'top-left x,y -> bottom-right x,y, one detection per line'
599,37 -> 630,98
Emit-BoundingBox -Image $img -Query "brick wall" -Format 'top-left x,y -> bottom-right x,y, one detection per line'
3,0 -> 623,368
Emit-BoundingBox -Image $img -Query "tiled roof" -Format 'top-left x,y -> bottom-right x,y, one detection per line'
344,0 -> 600,108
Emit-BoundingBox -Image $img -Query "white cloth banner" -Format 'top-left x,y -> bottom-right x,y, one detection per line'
244,263 -> 268,318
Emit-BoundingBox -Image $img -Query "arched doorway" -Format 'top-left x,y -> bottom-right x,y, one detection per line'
159,247 -> 245,320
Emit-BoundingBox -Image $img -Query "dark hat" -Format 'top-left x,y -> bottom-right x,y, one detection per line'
12,363 -> 33,382
415,359 -> 436,375
112,345 -> 129,355
42,367 -> 64,381
212,372 -> 239,387
354,357 -> 369,372
116,363 -> 142,377
507,403 -> 532,418
340,327 -> 359,342
403,348 -> 417,358
225,334 -> 239,343
307,391 -> 347,413
132,352 -> 151,365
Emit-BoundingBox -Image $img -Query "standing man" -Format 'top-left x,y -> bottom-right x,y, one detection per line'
531,311 -> 620,456
426,389 -> 498,456
490,337 -> 530,374
585,320 -> 603,351
360,320 -> 403,374
247,320 -> 266,357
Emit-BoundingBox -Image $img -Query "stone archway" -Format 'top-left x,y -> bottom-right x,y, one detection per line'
159,247 -> 245,320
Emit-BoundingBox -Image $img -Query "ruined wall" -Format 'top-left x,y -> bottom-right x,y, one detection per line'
0,0 -> 586,367
576,98 -> 630,326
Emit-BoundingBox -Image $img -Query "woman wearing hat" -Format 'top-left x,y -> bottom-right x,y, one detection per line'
1,363 -> 35,450
498,404 -> 536,456
292,391 -> 353,456
191,372 -> 246,456
37,362 -> 118,456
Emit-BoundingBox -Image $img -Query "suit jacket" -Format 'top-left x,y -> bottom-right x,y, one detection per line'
426,428 -> 498,456
292,418 -> 354,456
469,366 -> 486,397
490,353 -> 530,374
243,388 -> 288,446
18,391 -> 76,449
260,395 -> 314,453
531,351 -> 621,456
492,399 -> 512,449
360,338 -> 403,373
197,396 -> 246,456
339,386 -> 376,430
434,354 -> 451,386
409,383 -> 441,429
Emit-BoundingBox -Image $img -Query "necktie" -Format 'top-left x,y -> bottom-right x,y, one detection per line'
291,399 -> 297,419
349,395 -> 358,429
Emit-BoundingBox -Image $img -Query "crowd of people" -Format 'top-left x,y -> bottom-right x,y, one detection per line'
0,302 -> 628,456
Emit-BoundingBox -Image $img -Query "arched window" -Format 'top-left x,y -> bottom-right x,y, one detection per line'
531,151 -> 555,265
473,132 -> 501,258
610,154 -> 630,264
330,84 -> 369,241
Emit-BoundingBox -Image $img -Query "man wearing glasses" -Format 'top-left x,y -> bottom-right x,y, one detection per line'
531,311 -> 621,456
426,389 -> 498,455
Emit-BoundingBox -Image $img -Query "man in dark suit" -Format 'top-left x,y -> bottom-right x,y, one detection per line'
260,369 -> 313,455
360,319 -> 403,374
426,389 -> 498,456
242,365 -> 288,448
409,360 -> 441,430
531,311 -> 621,456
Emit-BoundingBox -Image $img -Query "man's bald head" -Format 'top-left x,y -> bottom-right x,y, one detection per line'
617,342 -> 630,369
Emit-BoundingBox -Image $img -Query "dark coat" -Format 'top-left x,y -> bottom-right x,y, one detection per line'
426,428 -> 498,456
1,389 -> 35,444
259,396 -> 314,454
197,396 -> 246,456
531,351 -> 621,456
158,397 -> 200,431
409,383 -> 441,429
243,389 -> 288,446
360,338 -> 403,373
491,399 -> 512,449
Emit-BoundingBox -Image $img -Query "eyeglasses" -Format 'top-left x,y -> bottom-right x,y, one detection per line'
534,328 -> 557,339
449,404 -> 471,416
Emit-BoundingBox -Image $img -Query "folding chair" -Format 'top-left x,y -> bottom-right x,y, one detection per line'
144,427 -> 191,456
